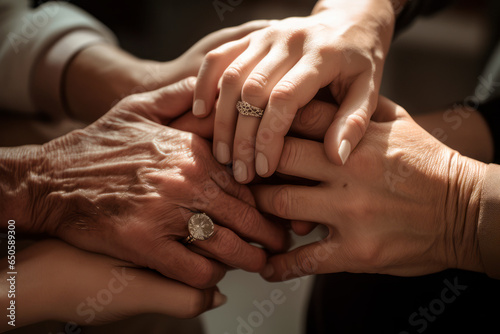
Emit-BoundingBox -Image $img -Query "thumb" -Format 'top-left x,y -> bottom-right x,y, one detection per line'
140,77 -> 197,123
324,77 -> 378,165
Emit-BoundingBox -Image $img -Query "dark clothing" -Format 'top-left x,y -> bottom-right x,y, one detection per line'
306,270 -> 500,334
478,98 -> 500,163
307,1 -> 500,334
395,0 -> 457,34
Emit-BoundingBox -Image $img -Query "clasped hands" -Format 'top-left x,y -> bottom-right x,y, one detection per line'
15,79 -> 485,328
8,1 -> 488,325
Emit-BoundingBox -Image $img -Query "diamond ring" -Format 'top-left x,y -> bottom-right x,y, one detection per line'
183,213 -> 215,244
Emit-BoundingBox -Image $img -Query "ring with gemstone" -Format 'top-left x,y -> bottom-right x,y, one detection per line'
236,101 -> 264,118
183,213 -> 215,244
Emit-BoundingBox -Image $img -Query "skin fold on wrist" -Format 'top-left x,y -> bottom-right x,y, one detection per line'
445,152 -> 487,273
0,145 -> 49,233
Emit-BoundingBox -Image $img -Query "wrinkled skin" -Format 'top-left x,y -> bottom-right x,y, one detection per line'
254,97 -> 486,281
29,80 -> 287,289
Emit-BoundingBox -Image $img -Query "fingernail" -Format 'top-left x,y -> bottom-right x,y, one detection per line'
261,264 -> 274,278
255,152 -> 269,176
216,142 -> 230,164
193,99 -> 206,116
338,139 -> 351,165
212,292 -> 228,309
233,160 -> 247,183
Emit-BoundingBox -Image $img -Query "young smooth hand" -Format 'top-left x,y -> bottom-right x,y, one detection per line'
192,0 -> 398,183
0,239 -> 226,331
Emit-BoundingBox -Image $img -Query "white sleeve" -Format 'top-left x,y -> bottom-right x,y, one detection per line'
0,0 -> 117,114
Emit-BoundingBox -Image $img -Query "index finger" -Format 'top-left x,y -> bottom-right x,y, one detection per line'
254,56 -> 329,177
323,74 -> 378,165
193,39 -> 249,118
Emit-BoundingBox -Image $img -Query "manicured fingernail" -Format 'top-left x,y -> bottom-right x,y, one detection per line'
261,264 -> 274,278
255,152 -> 268,176
212,292 -> 228,308
216,142 -> 230,164
193,99 -> 205,116
233,160 -> 247,183
338,139 -> 351,165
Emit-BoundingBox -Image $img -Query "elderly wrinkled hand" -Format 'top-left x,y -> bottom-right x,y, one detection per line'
1,79 -> 288,289
253,97 -> 486,281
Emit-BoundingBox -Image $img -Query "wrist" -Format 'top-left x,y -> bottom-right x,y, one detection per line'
311,0 -> 396,46
0,145 -> 49,233
0,241 -> 64,330
64,44 -> 157,123
445,152 -> 487,273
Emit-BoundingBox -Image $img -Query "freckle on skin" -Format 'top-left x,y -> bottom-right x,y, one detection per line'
343,183 -> 348,188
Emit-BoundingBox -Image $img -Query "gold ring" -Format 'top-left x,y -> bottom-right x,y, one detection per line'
236,101 -> 264,118
183,213 -> 215,244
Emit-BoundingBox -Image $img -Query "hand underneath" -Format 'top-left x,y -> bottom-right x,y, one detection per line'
253,97 -> 487,281
192,0 -> 396,183
0,239 -> 226,331
22,80 -> 288,289
63,20 -> 270,122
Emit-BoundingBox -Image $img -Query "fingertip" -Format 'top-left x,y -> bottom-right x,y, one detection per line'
255,152 -> 269,177
291,221 -> 317,236
338,139 -> 351,166
260,263 -> 275,279
211,291 -> 228,309
215,141 -> 231,164
259,257 -> 290,282
324,139 -> 344,166
193,99 -> 207,117
323,123 -> 358,166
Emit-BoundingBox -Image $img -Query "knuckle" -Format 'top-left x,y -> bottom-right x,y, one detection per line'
346,197 -> 376,224
344,111 -> 369,142
205,49 -> 225,65
315,42 -> 338,59
278,138 -> 299,172
298,102 -> 324,129
294,249 -> 316,275
233,137 -> 255,159
213,117 -> 233,133
214,229 -> 241,260
242,73 -> 269,100
190,260 -> 217,288
237,206 -> 260,235
286,28 -> 307,45
272,186 -> 292,218
221,66 -> 245,88
270,80 -> 299,105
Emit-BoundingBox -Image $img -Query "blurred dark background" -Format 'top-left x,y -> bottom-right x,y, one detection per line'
64,0 -> 317,61
58,0 -> 499,114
